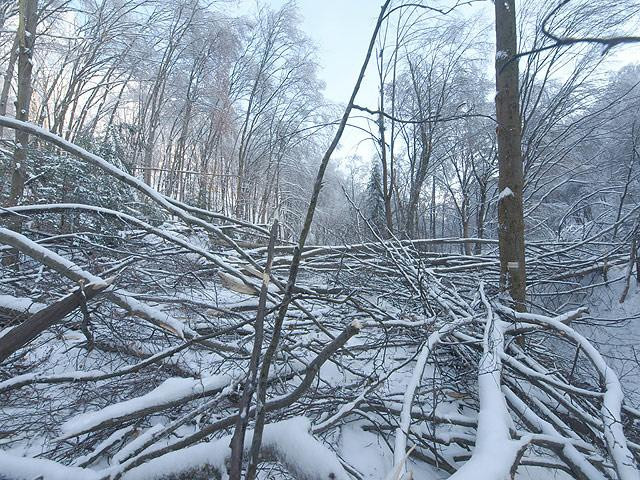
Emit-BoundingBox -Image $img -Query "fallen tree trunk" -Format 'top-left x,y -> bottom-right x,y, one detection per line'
0,280 -> 109,363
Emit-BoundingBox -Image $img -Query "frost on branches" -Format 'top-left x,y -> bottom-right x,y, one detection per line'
1,0 -> 640,479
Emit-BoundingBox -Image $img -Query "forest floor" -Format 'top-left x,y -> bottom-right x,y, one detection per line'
0,224 -> 639,480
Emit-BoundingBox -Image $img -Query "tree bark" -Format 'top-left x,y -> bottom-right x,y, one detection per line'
619,238 -> 637,304
228,221 -> 278,478
474,180 -> 487,255
0,35 -> 18,139
0,281 -> 108,363
461,195 -> 471,255
3,0 -> 37,268
377,48 -> 394,237
379,112 -> 394,237
494,0 -> 527,311
430,175 -> 436,239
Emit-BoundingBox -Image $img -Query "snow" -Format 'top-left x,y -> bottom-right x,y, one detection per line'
72,426 -> 135,467
0,226 -> 107,286
498,187 -> 514,200
0,225 -> 200,340
117,293 -> 189,339
0,117 -> 266,294
113,424 -> 164,464
549,328 -> 638,480
504,387 -> 606,480
581,274 -> 640,402
449,286 -> 528,480
0,451 -> 100,480
500,300 -> 640,480
120,417 -> 348,480
0,294 -> 45,315
341,423 -> 393,478
496,50 -> 509,61
61,375 -> 231,437
0,369 -> 104,392
312,389 -> 369,433
392,318 -> 472,470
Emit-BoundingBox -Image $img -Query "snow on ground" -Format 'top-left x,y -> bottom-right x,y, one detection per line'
1,227 -> 638,479
120,417 -> 348,480
340,423 -> 393,477
62,375 -> 232,437
0,451 -> 101,480
578,269 -> 640,407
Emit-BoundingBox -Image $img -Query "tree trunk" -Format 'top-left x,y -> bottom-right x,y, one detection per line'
494,0 -> 527,311
3,0 -> 37,268
474,181 -> 487,255
405,186 -> 420,238
404,139 -> 430,239
430,175 -> 436,239
462,195 -> 471,255
377,48 -> 394,237
635,239 -> 640,284
0,35 -> 18,139
0,281 -> 108,364
379,113 -> 394,237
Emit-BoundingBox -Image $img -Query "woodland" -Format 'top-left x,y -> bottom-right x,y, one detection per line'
0,0 -> 639,479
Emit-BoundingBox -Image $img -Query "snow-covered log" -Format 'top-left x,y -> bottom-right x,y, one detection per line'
447,285 -> 530,480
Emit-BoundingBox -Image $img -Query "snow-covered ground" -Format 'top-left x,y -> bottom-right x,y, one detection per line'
579,271 -> 640,406
1,230 -> 638,480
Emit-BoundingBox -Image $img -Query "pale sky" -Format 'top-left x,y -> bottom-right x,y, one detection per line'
231,0 -> 638,176
233,0 -> 382,101
232,0 -> 386,170
291,0 -> 383,168
230,0 -> 496,174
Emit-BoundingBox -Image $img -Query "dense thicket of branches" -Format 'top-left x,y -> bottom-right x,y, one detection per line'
0,0 -> 637,245
0,0 -> 639,479
356,0 -> 640,248
0,0 -> 342,239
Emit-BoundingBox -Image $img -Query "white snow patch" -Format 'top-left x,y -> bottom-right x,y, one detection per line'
113,424 -> 164,464
0,451 -> 100,480
341,423 -> 392,478
449,287 -> 527,480
498,187 -> 514,201
0,295 -> 46,314
121,417 -> 348,480
62,375 -> 231,437
496,50 -> 509,61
